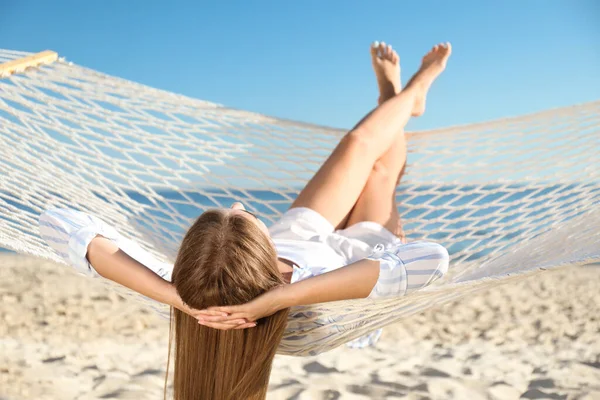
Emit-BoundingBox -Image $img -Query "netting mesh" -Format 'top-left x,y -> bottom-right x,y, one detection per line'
1,49 -> 599,355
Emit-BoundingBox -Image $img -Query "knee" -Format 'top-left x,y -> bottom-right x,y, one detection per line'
345,128 -> 377,159
371,160 -> 394,181
368,160 -> 400,191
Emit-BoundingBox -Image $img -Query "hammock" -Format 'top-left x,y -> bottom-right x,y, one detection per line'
1,50 -> 598,356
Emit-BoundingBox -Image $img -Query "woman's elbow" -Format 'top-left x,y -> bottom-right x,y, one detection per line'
433,243 -> 450,277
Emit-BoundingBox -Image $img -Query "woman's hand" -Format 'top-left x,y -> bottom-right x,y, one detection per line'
190,285 -> 287,330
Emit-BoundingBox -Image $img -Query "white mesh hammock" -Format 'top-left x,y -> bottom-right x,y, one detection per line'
1,50 -> 598,356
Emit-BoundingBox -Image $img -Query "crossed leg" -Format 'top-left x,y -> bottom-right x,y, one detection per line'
343,42 -> 408,241
290,42 -> 451,232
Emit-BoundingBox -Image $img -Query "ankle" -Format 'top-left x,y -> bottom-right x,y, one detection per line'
378,87 -> 400,105
401,82 -> 425,101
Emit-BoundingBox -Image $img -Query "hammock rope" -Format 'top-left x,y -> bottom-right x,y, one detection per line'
1,49 -> 598,356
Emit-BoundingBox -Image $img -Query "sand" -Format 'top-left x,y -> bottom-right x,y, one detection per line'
1,254 -> 599,400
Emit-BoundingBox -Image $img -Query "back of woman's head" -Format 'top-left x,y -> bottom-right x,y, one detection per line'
169,209 -> 288,400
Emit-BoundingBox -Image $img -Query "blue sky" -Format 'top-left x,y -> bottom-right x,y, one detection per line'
1,0 -> 599,131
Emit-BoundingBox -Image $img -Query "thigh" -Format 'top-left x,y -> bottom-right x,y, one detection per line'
344,162 -> 407,241
290,134 -> 376,228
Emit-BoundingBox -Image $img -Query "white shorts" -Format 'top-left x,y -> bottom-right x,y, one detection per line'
269,207 -> 403,264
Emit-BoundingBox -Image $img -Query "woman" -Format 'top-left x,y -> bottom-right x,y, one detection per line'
40,41 -> 452,399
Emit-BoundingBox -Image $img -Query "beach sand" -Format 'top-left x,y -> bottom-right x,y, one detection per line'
1,254 -> 598,400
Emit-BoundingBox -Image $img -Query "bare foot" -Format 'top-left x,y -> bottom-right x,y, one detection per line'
406,42 -> 452,116
370,41 -> 401,104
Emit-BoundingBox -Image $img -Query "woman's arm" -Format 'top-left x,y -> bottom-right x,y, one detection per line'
87,236 -> 187,312
277,258 -> 380,308
88,236 -> 379,318
39,208 -> 201,316
196,241 -> 449,329
194,258 -> 381,328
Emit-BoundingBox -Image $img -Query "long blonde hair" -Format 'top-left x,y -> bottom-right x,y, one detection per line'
167,209 -> 289,400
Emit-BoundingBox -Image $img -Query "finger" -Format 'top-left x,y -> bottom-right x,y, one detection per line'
208,318 -> 247,325
192,309 -> 229,317
234,322 -> 258,330
198,312 -> 250,322
198,316 -> 247,324
207,306 -> 241,314
207,313 -> 254,322
198,321 -> 241,330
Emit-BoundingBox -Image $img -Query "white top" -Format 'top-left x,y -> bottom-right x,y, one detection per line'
275,238 -> 345,283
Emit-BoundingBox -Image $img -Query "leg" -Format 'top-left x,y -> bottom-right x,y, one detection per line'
291,43 -> 452,228
344,140 -> 408,240
344,43 -> 408,239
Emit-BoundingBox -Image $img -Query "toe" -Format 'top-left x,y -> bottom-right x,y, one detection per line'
371,41 -> 379,57
386,44 -> 393,60
378,42 -> 387,58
